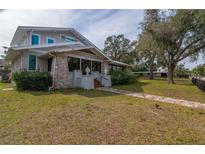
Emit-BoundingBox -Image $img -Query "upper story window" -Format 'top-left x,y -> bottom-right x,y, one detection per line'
31,33 -> 40,45
47,37 -> 55,44
60,34 -> 78,42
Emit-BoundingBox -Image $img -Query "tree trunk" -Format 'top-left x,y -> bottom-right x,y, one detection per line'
149,57 -> 155,80
149,65 -> 154,80
167,65 -> 176,84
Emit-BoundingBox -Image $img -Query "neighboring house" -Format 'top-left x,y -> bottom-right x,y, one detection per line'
134,67 -> 168,78
5,26 -> 129,89
0,59 -> 11,82
154,67 -> 168,77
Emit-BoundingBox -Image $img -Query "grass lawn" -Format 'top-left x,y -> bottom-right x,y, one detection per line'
1,85 -> 205,144
0,82 -> 11,90
113,78 -> 205,103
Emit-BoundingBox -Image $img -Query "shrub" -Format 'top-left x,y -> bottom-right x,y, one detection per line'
192,64 -> 205,77
192,77 -> 205,91
110,70 -> 137,85
0,70 -> 11,83
192,78 -> 197,85
13,71 -> 52,91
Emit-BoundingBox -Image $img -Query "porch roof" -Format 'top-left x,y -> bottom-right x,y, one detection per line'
6,44 -> 131,67
37,45 -> 110,61
111,60 -> 131,67
38,47 -> 131,67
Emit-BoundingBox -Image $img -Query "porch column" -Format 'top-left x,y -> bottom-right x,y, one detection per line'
80,58 -> 82,71
54,53 -> 70,88
91,60 -> 92,74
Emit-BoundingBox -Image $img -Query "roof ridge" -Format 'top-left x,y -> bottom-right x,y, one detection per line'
17,26 -> 74,30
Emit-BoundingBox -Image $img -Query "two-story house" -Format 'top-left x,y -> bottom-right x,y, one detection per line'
5,26 -> 129,89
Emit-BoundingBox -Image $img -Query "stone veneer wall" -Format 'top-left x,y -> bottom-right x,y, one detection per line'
54,53 -> 71,89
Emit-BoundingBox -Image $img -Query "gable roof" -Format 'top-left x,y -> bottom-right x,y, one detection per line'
10,26 -> 111,60
11,26 -> 84,46
7,26 -> 130,67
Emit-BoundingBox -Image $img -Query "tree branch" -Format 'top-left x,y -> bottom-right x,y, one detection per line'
176,37 -> 204,60
178,43 -> 205,61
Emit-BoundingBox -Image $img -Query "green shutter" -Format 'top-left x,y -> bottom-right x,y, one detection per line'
29,55 -> 36,70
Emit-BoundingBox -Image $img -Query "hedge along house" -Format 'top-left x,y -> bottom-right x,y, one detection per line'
5,26 -> 129,89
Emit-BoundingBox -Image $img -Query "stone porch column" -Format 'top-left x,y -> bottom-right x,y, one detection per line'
54,53 -> 70,89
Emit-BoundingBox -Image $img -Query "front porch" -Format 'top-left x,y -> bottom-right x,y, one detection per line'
34,46 -> 128,89
70,70 -> 111,89
40,50 -> 112,89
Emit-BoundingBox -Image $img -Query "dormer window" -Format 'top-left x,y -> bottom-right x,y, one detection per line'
47,37 -> 55,44
60,34 -> 77,42
31,33 -> 40,45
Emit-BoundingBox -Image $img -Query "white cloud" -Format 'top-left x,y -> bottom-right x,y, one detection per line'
0,9 -> 143,53
0,10 -> 83,52
80,10 -> 144,48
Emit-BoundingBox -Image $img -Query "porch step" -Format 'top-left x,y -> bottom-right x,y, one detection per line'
94,79 -> 102,88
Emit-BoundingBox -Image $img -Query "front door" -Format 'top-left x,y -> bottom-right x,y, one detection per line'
48,58 -> 53,72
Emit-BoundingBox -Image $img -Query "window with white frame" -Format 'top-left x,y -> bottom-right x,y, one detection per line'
28,54 -> 37,71
60,34 -> 78,42
31,33 -> 40,45
47,37 -> 55,44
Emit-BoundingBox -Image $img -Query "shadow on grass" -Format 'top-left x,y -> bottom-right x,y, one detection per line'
57,88 -> 120,98
112,81 -> 150,93
143,77 -> 193,87
17,88 -> 120,98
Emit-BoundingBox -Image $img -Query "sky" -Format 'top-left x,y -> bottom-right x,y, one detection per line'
0,9 -> 203,69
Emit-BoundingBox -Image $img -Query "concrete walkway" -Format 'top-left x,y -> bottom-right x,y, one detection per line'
1,88 -> 14,91
98,87 -> 205,110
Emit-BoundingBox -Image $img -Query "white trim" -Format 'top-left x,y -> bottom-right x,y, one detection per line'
12,42 -> 84,50
28,49 -> 46,54
67,55 -> 102,73
46,37 -> 55,44
60,34 -> 78,42
18,26 -> 73,31
67,53 -> 103,62
48,53 -> 56,92
30,33 -> 41,46
91,60 -> 92,73
20,54 -> 23,71
27,53 -> 38,71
